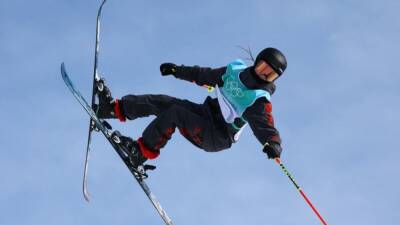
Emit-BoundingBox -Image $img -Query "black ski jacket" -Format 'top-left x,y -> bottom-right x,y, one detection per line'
173,64 -> 282,148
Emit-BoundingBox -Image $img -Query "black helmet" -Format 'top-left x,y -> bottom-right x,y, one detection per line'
255,47 -> 287,75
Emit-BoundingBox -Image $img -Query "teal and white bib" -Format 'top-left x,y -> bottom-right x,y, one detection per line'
215,59 -> 271,141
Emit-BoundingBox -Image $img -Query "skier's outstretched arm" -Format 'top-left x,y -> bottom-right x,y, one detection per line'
243,98 -> 283,159
160,63 -> 226,87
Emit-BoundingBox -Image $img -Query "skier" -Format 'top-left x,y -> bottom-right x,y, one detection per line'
96,47 -> 287,167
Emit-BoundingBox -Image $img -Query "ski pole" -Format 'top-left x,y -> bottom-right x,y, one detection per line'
274,158 -> 328,225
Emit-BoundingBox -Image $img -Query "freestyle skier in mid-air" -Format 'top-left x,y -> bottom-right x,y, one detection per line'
61,2 -> 327,222
96,47 -> 287,167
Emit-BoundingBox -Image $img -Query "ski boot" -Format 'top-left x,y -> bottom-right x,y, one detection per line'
95,78 -> 117,119
111,131 -> 155,178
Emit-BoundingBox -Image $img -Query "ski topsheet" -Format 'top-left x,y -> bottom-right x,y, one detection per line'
61,63 -> 173,225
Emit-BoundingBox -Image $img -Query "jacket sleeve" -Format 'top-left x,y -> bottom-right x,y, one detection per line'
242,97 -> 282,147
173,65 -> 227,87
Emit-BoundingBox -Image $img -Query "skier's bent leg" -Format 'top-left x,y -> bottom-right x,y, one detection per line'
137,105 -> 208,159
99,93 -> 201,123
121,94 -> 198,120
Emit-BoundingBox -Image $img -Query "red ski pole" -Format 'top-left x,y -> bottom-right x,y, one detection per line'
274,158 -> 328,225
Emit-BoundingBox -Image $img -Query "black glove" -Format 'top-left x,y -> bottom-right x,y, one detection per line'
263,142 -> 282,159
160,63 -> 178,76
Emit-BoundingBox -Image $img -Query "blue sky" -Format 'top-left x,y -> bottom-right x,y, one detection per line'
1,0 -> 399,224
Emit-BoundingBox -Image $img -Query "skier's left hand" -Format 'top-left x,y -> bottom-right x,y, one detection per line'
263,142 -> 282,159
160,63 -> 178,76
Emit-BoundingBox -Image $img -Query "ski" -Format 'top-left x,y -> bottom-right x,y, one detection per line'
61,63 -> 173,225
83,0 -> 107,202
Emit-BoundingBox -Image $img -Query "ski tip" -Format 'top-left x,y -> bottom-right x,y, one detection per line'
83,192 -> 91,202
83,185 -> 91,202
60,62 -> 66,75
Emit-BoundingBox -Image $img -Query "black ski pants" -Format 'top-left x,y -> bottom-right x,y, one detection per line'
120,94 -> 233,154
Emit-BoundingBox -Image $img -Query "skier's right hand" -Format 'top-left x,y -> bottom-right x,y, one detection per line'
160,63 -> 177,76
263,141 -> 282,159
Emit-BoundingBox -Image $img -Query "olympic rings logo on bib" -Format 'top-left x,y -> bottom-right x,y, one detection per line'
225,80 -> 244,98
